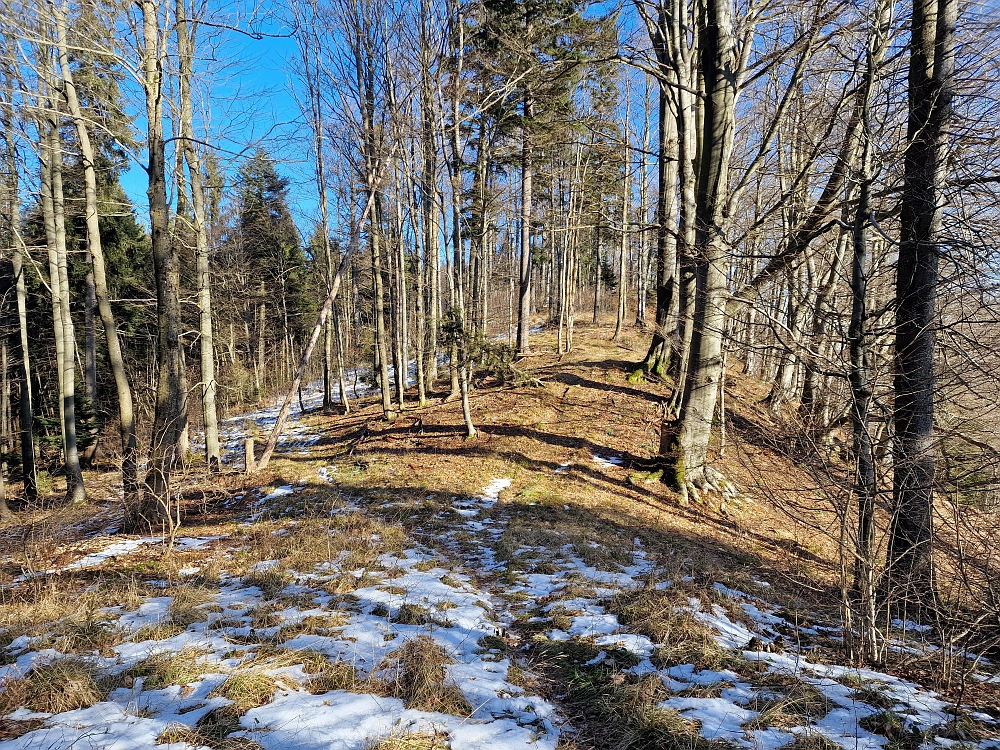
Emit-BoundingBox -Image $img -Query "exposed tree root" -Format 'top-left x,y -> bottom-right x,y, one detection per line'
676,465 -> 743,512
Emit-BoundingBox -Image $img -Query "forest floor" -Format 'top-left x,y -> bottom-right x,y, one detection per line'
0,323 -> 998,750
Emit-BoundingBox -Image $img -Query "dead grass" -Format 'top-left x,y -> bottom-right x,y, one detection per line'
306,661 -> 364,694
0,657 -> 104,714
210,672 -> 278,712
168,584 -> 218,626
276,612 -> 348,641
742,680 -> 834,729
607,588 -> 744,672
122,647 -> 210,689
157,707 -> 265,749
382,635 -> 471,715
783,733 -> 842,750
528,636 -> 727,750
241,568 -> 292,599
0,717 -> 45,741
367,731 -> 450,750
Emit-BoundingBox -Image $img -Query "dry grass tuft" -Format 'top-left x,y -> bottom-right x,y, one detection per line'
276,612 -> 348,641
607,588 -> 743,672
743,680 -> 834,729
366,731 -> 450,749
49,617 -> 127,655
0,717 -> 45,741
383,635 -> 471,715
157,707 -> 266,749
210,672 -> 278,712
242,568 -> 292,600
528,637 -> 730,750
132,621 -> 187,641
306,661 -> 364,694
122,647 -> 210,689
783,732 -> 842,750
168,585 -> 218,627
0,657 -> 104,714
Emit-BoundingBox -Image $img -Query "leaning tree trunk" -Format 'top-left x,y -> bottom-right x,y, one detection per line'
661,0 -> 739,505
55,0 -> 139,495
886,0 -> 956,616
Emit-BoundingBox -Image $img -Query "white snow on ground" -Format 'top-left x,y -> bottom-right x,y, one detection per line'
0,474 -> 559,750
13,536 -> 222,583
1,390 -> 997,750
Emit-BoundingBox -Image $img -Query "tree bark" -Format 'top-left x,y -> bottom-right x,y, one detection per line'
516,92 -> 533,354
137,0 -> 185,532
886,0 -> 956,615
662,0 -> 738,502
54,0 -> 138,496
176,0 -> 220,470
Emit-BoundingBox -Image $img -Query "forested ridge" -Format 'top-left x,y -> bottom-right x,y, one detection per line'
1,0 -> 1000,747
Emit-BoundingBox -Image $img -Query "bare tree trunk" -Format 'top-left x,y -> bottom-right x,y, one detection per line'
887,0 -> 956,615
257,193 -> 377,471
39,98 -> 86,504
642,39 -> 680,377
138,0 -> 185,532
636,75 -> 652,329
614,96 -> 630,343
4,84 -> 37,503
516,91 -> 533,354
662,0 -> 738,503
174,0 -> 220,470
54,0 -> 138,500
419,0 -> 438,391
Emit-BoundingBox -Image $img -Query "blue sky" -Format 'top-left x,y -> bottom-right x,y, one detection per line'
119,9 -> 323,236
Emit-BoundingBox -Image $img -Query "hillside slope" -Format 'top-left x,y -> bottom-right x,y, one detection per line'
0,325 -> 996,750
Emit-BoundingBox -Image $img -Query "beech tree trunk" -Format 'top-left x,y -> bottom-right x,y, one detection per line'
886,0 -> 956,614
662,0 -> 738,500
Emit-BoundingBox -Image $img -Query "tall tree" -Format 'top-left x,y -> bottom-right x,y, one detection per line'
52,0 -> 139,499
661,0 -> 738,503
886,0 -> 957,612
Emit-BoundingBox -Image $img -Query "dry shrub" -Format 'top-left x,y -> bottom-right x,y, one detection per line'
0,657 -> 103,714
383,635 -> 471,715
